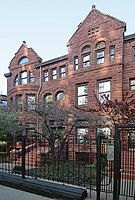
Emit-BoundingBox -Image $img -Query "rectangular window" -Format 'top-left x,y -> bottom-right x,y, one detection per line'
97,127 -> 111,138
96,50 -> 105,64
43,70 -> 49,82
110,46 -> 115,62
16,95 -> 22,111
77,84 -> 88,106
51,68 -> 57,80
98,80 -> 111,102
60,66 -> 66,78
74,57 -> 78,70
1,100 -> 7,108
82,54 -> 90,67
133,47 -> 135,61
129,78 -> 135,90
29,72 -> 34,83
26,94 -> 35,111
76,128 -> 88,144
20,71 -> 27,85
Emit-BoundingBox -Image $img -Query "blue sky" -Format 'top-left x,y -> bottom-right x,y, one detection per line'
0,0 -> 135,95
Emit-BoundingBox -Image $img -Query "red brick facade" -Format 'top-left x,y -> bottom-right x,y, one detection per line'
4,6 -> 135,147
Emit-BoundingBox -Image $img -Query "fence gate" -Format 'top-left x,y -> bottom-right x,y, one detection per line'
96,124 -> 135,200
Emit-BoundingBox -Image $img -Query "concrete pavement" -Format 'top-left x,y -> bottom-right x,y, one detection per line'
0,185 -> 54,200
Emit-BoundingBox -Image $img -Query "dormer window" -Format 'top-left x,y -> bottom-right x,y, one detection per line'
18,57 -> 29,65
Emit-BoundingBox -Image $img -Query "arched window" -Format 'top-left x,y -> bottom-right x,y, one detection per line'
44,94 -> 53,108
56,91 -> 65,101
18,57 -> 29,65
81,46 -> 91,67
14,75 -> 18,86
96,41 -> 106,64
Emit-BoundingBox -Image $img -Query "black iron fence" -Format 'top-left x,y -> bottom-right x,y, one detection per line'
0,129 -> 134,200
0,133 -> 97,191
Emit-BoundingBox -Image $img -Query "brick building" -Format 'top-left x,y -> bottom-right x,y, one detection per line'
4,6 -> 135,151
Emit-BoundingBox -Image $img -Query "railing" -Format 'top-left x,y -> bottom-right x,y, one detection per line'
0,134 -> 97,191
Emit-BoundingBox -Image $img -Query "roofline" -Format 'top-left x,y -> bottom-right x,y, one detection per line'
35,54 -> 68,68
4,72 -> 12,78
124,33 -> 135,42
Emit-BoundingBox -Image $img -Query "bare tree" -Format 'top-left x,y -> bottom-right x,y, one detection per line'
28,102 -> 106,166
94,92 -> 135,125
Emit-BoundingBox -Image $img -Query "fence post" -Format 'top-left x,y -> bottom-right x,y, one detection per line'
22,134 -> 26,179
96,135 -> 102,200
113,125 -> 121,200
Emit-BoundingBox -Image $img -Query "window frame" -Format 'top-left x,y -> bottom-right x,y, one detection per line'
20,71 -> 27,85
132,47 -> 135,61
81,46 -> 91,68
76,83 -> 88,106
26,94 -> 35,111
74,56 -> 78,70
98,79 -> 111,103
14,75 -> 19,86
29,72 -> 34,83
96,41 -> 106,65
56,91 -> 65,101
60,66 -> 66,78
16,94 -> 23,112
43,70 -> 49,82
51,68 -> 57,80
76,127 -> 89,144
110,46 -> 115,62
44,93 -> 53,109
18,57 -> 29,65
129,78 -> 135,90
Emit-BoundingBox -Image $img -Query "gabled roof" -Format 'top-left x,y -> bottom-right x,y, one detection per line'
67,5 -> 126,46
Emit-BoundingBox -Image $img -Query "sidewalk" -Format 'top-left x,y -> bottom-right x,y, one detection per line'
0,185 -> 53,200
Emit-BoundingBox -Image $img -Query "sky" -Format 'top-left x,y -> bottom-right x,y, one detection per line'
0,0 -> 135,95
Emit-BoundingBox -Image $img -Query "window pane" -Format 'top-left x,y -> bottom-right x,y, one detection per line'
96,42 -> 106,49
60,66 -> 66,78
21,71 -> 27,78
51,69 -> 57,80
16,95 -> 22,111
45,94 -> 53,108
78,85 -> 88,95
130,79 -> 135,85
27,95 -> 35,111
74,57 -> 78,70
77,128 -> 88,143
99,81 -> 110,93
14,75 -> 18,86
2,100 -> 7,107
29,72 -> 34,82
98,80 -> 111,102
133,47 -> 135,61
21,78 -> 27,85
56,92 -> 65,101
78,96 -> 88,105
82,46 -> 91,53
97,51 -> 104,58
44,71 -> 48,81
19,57 -> 29,65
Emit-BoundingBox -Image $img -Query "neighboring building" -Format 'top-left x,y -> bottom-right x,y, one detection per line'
0,95 -> 7,108
4,6 -> 135,158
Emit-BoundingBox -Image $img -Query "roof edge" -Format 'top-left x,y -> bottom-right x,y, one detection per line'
36,54 -> 68,68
